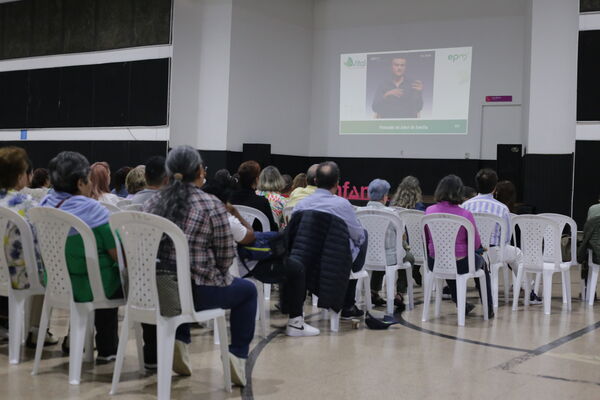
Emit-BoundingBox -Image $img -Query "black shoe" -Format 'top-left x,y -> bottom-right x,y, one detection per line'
465,303 -> 475,316
394,299 -> 406,315
487,308 -> 495,319
25,330 -> 59,349
341,305 -> 364,320
394,294 -> 405,307
371,293 -> 386,307
412,269 -> 422,287
62,336 -> 69,355
96,354 -> 117,365
442,286 -> 452,300
529,290 -> 543,305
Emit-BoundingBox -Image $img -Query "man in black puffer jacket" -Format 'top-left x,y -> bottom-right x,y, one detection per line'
283,162 -> 368,337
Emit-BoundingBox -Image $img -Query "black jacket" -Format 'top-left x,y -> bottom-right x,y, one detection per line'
285,210 -> 353,312
230,188 -> 278,232
577,216 -> 600,265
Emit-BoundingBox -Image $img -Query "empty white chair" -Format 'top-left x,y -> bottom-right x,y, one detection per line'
511,215 -> 572,315
108,211 -> 231,399
0,207 -> 46,364
586,249 -> 599,306
234,205 -> 271,331
100,201 -> 121,213
29,207 -> 126,385
538,213 -> 579,303
116,199 -> 132,209
472,213 -> 511,308
356,208 -> 414,314
421,213 -> 489,326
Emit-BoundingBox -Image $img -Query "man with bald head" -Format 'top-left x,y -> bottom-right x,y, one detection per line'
286,163 -> 319,208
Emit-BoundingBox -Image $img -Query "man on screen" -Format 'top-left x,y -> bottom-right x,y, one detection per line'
372,57 -> 423,118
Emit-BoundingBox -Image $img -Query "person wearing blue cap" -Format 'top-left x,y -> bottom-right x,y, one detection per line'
366,179 -> 414,310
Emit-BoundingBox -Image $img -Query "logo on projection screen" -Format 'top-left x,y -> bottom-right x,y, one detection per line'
343,57 -> 366,68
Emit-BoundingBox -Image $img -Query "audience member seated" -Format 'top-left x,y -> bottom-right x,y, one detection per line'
578,201 -> 600,300
89,162 -> 121,205
294,162 -> 368,320
494,180 -> 517,214
256,166 -> 288,229
125,165 -> 147,198
41,151 -> 123,362
0,147 -> 59,348
425,175 -> 494,318
286,164 -> 318,208
230,161 -> 278,232
130,156 -> 167,205
291,173 -> 307,192
390,175 -> 426,211
21,167 -> 51,203
143,146 -> 256,387
110,166 -> 131,198
462,186 -> 477,201
281,174 -> 293,198
366,179 -> 413,310
462,169 -> 541,305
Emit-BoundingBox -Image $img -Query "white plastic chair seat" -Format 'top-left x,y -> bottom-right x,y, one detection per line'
29,207 -> 126,385
0,207 -> 47,365
108,211 -> 231,400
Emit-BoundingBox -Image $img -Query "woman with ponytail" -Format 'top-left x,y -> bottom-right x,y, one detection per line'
142,146 -> 256,387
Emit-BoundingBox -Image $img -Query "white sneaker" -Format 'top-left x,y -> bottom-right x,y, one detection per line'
229,353 -> 247,387
285,317 -> 320,337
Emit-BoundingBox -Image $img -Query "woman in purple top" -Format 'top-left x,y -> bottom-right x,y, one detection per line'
425,175 -> 493,317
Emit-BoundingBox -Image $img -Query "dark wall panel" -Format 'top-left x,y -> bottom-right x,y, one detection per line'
522,154 -> 573,217
574,141 -> 600,227
581,0 -> 600,12
0,0 -> 172,60
28,68 -> 61,128
93,62 -> 130,126
0,71 -> 29,129
59,65 -> 94,127
130,58 -> 169,126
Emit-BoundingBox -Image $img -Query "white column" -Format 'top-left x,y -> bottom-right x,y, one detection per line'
522,0 -> 579,154
170,0 -> 233,150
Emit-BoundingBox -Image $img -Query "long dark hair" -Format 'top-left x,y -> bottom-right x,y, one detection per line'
434,174 -> 464,205
151,146 -> 202,225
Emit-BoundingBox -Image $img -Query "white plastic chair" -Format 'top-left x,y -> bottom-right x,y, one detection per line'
421,213 -> 489,326
357,208 -> 413,314
586,249 -> 599,306
29,207 -> 126,385
122,203 -> 143,211
108,211 -> 231,399
398,210 -> 426,286
0,207 -> 46,364
100,201 -> 121,213
234,205 -> 271,328
539,213 -> 579,304
116,199 -> 132,209
511,215 -> 572,315
472,213 -> 511,308
318,268 -> 369,332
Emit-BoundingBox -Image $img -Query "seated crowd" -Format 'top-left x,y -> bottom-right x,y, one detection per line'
0,144 -> 592,390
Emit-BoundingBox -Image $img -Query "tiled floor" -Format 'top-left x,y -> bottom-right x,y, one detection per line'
1,271 -> 599,399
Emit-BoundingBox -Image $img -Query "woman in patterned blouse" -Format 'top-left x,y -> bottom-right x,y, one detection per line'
0,146 -> 59,347
256,165 -> 288,229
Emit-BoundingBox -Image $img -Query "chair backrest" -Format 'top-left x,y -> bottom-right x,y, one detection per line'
282,206 -> 294,225
472,213 -> 507,252
100,201 -> 121,213
399,209 -> 425,263
29,207 -> 108,306
122,203 -> 143,211
356,208 -> 405,267
116,199 -> 132,208
421,213 -> 476,276
512,215 -> 561,268
0,207 -> 45,294
109,212 -> 194,319
538,213 -> 577,264
235,205 -> 271,232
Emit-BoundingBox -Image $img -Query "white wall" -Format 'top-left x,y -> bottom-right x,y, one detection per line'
226,0 -> 313,156
309,0 -> 527,159
170,0 -> 233,150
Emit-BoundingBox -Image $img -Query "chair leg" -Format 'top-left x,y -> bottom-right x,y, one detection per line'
588,266 -> 599,306
31,301 -> 50,375
480,275 -> 489,321
264,283 -> 271,301
563,269 -> 572,311
405,268 -> 414,310
434,279 -> 443,318
561,272 -> 568,304
524,273 -> 531,307
503,266 -> 510,304
8,295 -> 25,365
385,266 -> 396,315
512,266 -> 524,311
216,316 -> 232,393
110,313 -> 131,395
133,322 -> 145,372
456,278 -> 467,327
534,273 -> 541,295
213,318 -> 220,345
490,266 -> 499,309
84,312 -> 94,363
312,294 -> 318,307
330,310 -> 340,332
421,273 -> 433,322
156,325 -> 176,400
68,308 -> 89,385
542,271 -> 554,315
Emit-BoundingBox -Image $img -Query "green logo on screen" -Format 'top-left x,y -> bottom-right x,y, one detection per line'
448,54 -> 468,63
344,57 -> 366,68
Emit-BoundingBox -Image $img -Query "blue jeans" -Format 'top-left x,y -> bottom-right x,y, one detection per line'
143,277 -> 257,361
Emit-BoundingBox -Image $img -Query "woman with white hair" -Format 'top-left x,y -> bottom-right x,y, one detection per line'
366,179 -> 414,311
256,165 -> 288,229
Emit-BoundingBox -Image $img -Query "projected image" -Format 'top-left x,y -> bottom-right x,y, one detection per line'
340,46 -> 472,135
366,51 -> 435,119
